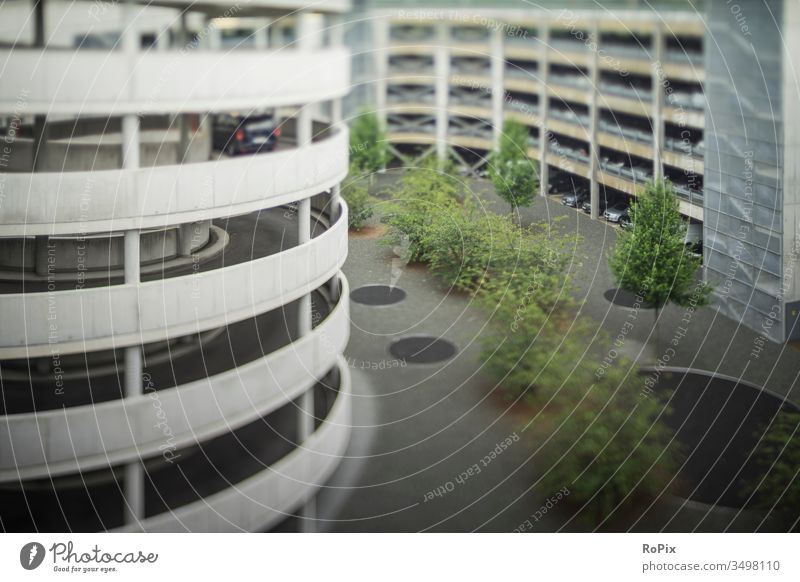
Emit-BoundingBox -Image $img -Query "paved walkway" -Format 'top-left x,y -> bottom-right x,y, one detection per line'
317,173 -> 799,532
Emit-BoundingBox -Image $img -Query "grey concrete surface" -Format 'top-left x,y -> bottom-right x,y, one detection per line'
318,172 -> 800,532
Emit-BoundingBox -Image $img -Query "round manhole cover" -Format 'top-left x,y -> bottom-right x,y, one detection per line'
350,284 -> 407,306
604,288 -> 653,309
388,336 -> 457,364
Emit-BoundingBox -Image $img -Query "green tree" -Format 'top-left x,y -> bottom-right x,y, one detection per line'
746,411 -> 800,531
349,108 -> 387,175
382,158 -> 461,262
340,178 -> 373,231
475,227 -> 581,400
488,120 -> 539,218
609,179 -> 711,351
537,365 -> 681,523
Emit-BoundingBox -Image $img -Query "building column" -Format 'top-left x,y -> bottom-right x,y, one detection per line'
121,0 -> 144,527
296,13 -> 316,532
32,0 -> 47,172
588,24 -> 600,220
490,25 -> 505,148
434,23 -> 450,165
373,18 -> 389,136
206,17 -> 222,50
177,12 -> 191,163
253,18 -> 268,50
651,25 -> 664,181
538,23 -> 550,197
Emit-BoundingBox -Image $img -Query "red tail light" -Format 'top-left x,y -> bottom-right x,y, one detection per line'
235,129 -> 245,141
274,127 -> 281,138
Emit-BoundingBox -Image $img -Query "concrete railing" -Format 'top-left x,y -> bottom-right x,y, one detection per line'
0,126 -> 348,236
0,276 -> 350,481
114,356 -> 352,533
0,202 -> 348,358
0,48 -> 350,115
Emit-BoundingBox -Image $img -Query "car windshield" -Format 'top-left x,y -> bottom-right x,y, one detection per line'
244,117 -> 275,131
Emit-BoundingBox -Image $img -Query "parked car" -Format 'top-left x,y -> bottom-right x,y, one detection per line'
603,202 -> 629,222
618,211 -> 633,230
212,113 -> 280,155
685,222 -> 703,258
562,190 -> 588,208
582,197 -> 610,215
548,174 -> 574,195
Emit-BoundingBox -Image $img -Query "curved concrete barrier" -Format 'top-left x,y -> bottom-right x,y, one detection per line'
0,127 -> 348,236
0,48 -> 350,115
114,356 -> 352,533
0,202 -> 348,358
0,276 -> 350,481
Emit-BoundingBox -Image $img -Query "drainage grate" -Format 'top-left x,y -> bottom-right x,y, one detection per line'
604,288 -> 652,309
388,336 -> 457,364
350,284 -> 407,306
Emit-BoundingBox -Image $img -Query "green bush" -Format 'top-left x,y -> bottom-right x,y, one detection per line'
382,160 -> 461,261
488,120 -> 538,214
537,365 -> 680,522
422,205 -> 571,294
477,263 -> 589,402
745,410 -> 800,530
341,180 -> 373,230
349,108 -> 387,175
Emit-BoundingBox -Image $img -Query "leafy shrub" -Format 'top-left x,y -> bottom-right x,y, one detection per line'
745,410 -> 800,531
341,180 -> 373,230
488,120 -> 538,214
382,160 -> 461,261
536,365 -> 680,522
422,205 -> 571,295
349,108 -> 387,175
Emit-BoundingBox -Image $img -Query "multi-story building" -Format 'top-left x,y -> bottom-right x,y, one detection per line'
366,4 -> 796,343
704,0 -> 800,342
0,0 -> 352,532
371,7 -> 705,223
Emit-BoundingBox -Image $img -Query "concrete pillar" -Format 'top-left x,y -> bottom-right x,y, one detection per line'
122,115 -> 141,285
329,13 -> 344,49
295,91 -> 315,532
651,25 -> 664,181
588,24 -> 600,220
490,25 -> 505,148
297,12 -> 321,50
32,0 -> 47,172
434,23 -> 450,164
207,17 -> 222,50
538,23 -> 550,197
373,18 -> 390,132
121,0 -> 144,526
254,18 -> 268,50
34,236 -> 50,277
177,12 -> 191,163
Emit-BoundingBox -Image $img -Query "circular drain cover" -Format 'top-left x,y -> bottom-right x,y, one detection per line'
350,284 -> 407,306
389,336 -> 457,364
604,288 -> 653,309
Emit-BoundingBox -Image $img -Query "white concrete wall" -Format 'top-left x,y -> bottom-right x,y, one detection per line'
0,127 -> 348,236
113,356 -> 352,533
0,202 -> 348,358
0,276 -> 350,480
0,48 -> 350,115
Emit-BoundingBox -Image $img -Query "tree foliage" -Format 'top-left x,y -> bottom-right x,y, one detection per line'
538,367 -> 680,522
746,411 -> 800,531
488,120 -> 539,213
349,108 -> 387,175
609,179 -> 711,309
382,159 -> 461,262
341,178 -> 373,230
